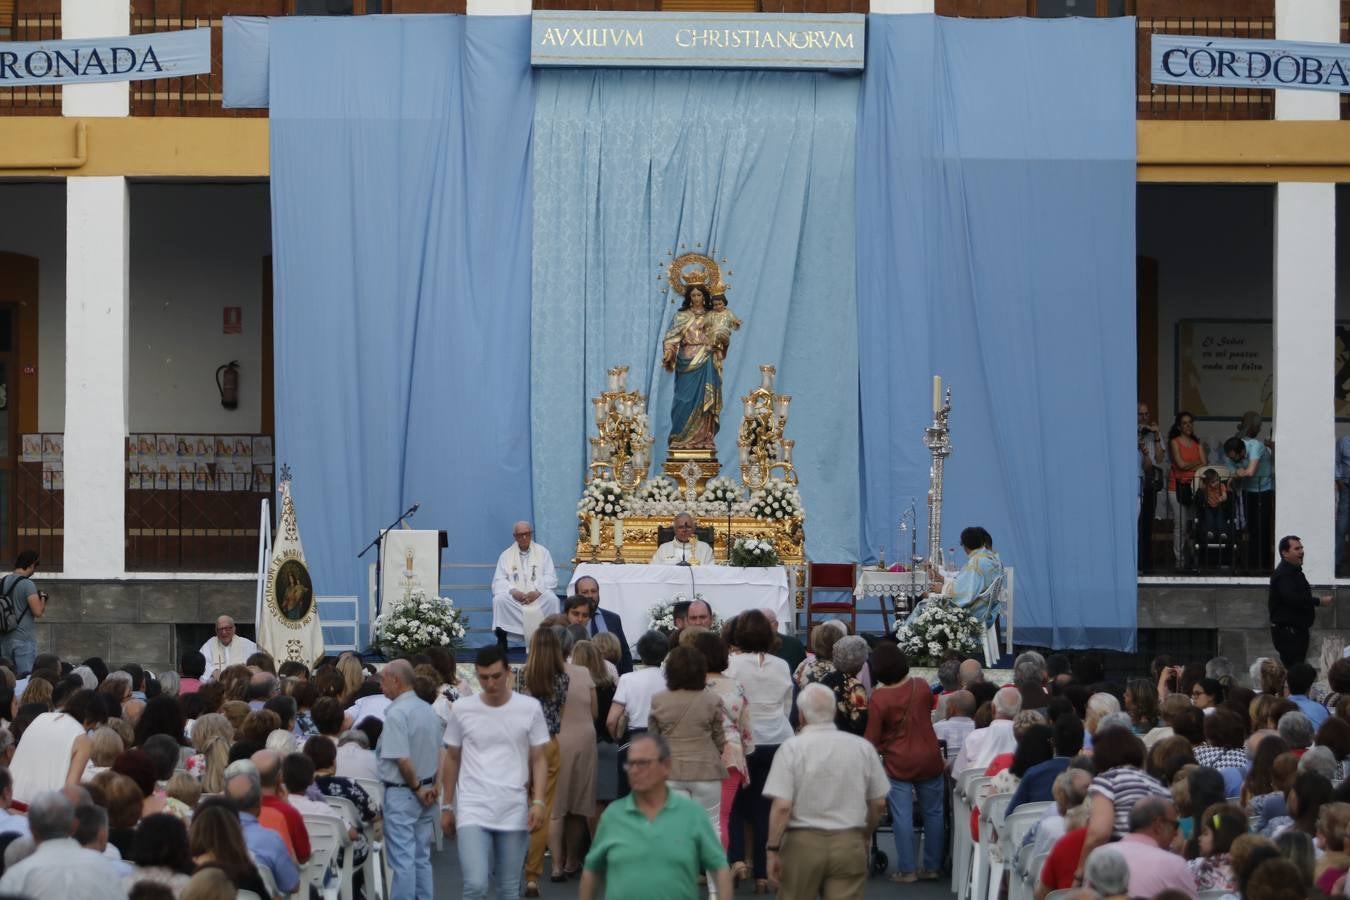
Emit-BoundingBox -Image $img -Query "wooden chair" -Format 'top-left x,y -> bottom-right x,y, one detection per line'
806,562 -> 856,631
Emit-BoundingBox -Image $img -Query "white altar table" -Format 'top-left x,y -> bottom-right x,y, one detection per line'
568,564 -> 790,649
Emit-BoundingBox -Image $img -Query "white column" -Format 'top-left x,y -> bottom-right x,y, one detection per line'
1275,0 -> 1338,121
868,0 -> 934,10
61,0 -> 130,117
64,178 -> 129,578
1271,0 -> 1338,583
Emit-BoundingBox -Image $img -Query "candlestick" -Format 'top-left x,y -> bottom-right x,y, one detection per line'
932,375 -> 941,413
743,398 -> 754,419
593,398 -> 606,426
738,445 -> 749,465
774,396 -> 791,419
783,439 -> 794,463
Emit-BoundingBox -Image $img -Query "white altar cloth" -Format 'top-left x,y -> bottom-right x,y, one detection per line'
568,564 -> 790,649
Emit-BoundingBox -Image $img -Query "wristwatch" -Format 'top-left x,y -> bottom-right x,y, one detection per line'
531,799 -> 546,808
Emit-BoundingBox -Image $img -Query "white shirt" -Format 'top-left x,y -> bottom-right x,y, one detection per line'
612,667 -> 668,730
763,723 -> 890,831
0,809 -> 30,838
442,693 -> 549,831
198,634 -> 258,682
335,743 -> 379,781
0,838 -> 128,900
952,718 -> 1016,775
650,539 -> 714,566
345,694 -> 392,725
726,653 -> 794,746
10,712 -> 86,804
490,543 -> 558,604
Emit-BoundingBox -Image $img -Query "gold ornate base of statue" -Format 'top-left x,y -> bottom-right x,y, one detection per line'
573,356 -> 805,567
575,514 -> 804,566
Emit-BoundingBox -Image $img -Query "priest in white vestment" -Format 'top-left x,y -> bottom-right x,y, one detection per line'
491,521 -> 559,637
650,513 -> 715,566
199,615 -> 259,681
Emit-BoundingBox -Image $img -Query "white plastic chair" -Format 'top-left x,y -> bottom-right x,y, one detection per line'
352,776 -> 388,900
249,851 -> 280,900
325,794 -> 380,900
974,791 -> 1013,900
1045,890 -> 1078,900
952,770 -> 989,900
999,802 -> 1052,900
303,812 -> 351,900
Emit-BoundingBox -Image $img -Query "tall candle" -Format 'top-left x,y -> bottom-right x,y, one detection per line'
932,375 -> 941,413
589,517 -> 601,546
613,519 -> 624,547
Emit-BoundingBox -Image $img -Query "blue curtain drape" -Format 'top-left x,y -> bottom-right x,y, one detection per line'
857,15 -> 1137,650
531,69 -> 861,564
268,16 -> 535,636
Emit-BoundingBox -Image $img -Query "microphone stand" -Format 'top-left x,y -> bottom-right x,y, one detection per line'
358,502 -> 420,621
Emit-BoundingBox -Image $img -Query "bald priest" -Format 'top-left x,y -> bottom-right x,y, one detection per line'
491,521 -> 559,637
650,513 -> 715,566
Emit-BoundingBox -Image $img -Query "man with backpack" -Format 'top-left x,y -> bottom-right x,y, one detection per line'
0,552 -> 45,677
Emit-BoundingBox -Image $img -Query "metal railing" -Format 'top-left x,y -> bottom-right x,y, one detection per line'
125,433 -> 275,571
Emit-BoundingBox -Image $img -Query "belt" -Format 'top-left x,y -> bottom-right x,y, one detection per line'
383,777 -> 435,790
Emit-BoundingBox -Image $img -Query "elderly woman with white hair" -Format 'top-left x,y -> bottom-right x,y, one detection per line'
1084,846 -> 1131,900
820,635 -> 869,736
1084,692 -> 1121,750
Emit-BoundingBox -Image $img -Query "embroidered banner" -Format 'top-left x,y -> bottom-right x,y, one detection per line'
1152,34 -> 1350,92
0,28 -> 210,87
530,12 -> 865,70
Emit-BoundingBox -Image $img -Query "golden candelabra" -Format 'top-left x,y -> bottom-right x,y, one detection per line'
588,365 -> 655,493
737,365 -> 797,490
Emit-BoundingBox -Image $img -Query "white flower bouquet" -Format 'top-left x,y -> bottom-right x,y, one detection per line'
636,476 -> 681,503
647,593 -> 720,634
374,588 -> 467,655
699,475 -> 744,505
729,537 -> 780,567
577,478 -> 631,519
749,478 -> 803,521
893,599 -> 980,666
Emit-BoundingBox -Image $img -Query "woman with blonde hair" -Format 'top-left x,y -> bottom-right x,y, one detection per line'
18,677 -> 52,709
336,655 -> 365,705
572,640 -> 619,832
186,713 -> 232,793
85,725 -> 125,779
518,626 -> 569,896
591,632 -> 622,681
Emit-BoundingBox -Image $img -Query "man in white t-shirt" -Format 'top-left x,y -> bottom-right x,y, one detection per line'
604,630 -> 670,798
440,644 -> 549,900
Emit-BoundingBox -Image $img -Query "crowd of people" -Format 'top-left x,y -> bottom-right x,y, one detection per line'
1137,404 -> 1279,573
944,649 -> 1350,900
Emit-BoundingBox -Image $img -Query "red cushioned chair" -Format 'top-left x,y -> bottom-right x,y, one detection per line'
805,562 -> 856,633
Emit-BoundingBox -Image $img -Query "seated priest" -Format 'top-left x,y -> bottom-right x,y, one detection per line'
490,521 -> 559,638
907,526 -> 1004,624
650,512 -> 714,566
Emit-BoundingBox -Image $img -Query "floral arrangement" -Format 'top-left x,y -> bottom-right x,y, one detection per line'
729,537 -> 780,567
893,599 -> 981,667
374,588 -> 467,655
699,475 -> 744,505
749,478 -> 803,521
577,478 -> 631,519
636,475 -> 681,503
647,593 -> 720,633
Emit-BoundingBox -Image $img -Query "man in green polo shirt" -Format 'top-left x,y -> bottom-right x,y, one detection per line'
580,733 -> 732,900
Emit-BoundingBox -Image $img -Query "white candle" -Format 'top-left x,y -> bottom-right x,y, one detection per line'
743,399 -> 754,419
608,371 -> 620,391
932,375 -> 941,413
593,398 -> 606,426
783,440 -> 794,463
589,517 -> 601,546
614,519 -> 624,547
739,445 -> 749,465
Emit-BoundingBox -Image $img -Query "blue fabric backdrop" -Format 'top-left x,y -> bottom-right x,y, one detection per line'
857,15 -> 1137,650
531,69 -> 861,564
268,15 -> 534,635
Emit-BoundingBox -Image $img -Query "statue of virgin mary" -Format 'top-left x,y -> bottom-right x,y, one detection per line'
662,275 -> 738,451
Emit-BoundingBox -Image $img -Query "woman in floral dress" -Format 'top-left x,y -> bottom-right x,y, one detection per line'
694,631 -> 754,849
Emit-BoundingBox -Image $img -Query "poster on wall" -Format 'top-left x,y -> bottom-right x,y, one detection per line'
1180,319 -> 1350,422
1176,320 -> 1273,421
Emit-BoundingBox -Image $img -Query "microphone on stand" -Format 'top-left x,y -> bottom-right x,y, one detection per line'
408,503 -> 420,516
677,541 -> 690,566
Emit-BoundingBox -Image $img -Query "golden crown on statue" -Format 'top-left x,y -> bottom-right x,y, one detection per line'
661,250 -> 732,298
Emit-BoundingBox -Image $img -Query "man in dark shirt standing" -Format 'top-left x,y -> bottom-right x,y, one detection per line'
1269,535 -> 1332,666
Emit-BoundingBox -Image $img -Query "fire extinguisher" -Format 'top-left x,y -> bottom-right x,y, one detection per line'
216,361 -> 240,410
